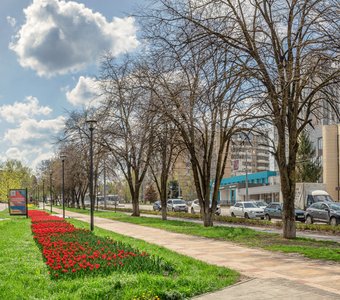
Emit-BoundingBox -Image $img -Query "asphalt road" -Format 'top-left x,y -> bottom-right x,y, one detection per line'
124,203 -> 231,215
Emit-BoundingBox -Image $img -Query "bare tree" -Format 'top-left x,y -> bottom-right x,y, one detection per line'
148,0 -> 340,237
61,110 -> 107,209
139,26 -> 251,226
147,120 -> 182,220
97,55 -> 155,216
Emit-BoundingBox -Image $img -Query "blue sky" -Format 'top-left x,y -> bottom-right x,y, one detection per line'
0,0 -> 143,170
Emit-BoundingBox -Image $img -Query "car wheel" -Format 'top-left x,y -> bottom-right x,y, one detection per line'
244,213 -> 249,219
330,217 -> 338,226
306,215 -> 313,224
265,214 -> 271,221
231,212 -> 235,218
191,208 -> 195,214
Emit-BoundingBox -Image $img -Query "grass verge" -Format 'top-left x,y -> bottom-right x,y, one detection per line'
0,209 -> 239,300
60,207 -> 340,262
78,204 -> 340,234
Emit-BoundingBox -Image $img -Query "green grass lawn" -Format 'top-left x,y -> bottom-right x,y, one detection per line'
61,207 -> 340,262
0,209 -> 239,300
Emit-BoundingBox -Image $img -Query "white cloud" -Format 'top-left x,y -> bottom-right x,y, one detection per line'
9,0 -> 139,77
5,147 -> 55,171
3,115 -> 65,170
0,96 -> 65,170
66,76 -> 102,107
4,116 -> 65,146
0,96 -> 52,123
6,16 -> 17,27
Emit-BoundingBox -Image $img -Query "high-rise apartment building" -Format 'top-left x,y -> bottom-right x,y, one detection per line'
229,132 -> 271,176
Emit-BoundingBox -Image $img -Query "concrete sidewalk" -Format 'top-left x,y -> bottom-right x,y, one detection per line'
52,208 -> 340,299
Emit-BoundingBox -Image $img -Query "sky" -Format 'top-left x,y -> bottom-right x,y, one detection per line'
0,0 -> 144,170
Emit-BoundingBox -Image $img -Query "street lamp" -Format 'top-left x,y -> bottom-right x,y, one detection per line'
86,119 -> 97,231
245,150 -> 249,202
37,184 -> 40,207
42,179 -> 45,210
50,172 -> 53,213
60,154 -> 67,218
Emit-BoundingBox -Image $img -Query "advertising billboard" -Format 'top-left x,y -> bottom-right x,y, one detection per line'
8,189 -> 28,217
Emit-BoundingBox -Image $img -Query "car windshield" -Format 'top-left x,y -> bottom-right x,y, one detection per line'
329,204 -> 340,211
255,201 -> 267,207
244,203 -> 257,208
314,195 -> 333,202
173,200 -> 186,205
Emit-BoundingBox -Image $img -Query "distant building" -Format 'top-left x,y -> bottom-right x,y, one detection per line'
218,171 -> 279,205
229,132 -> 271,176
170,152 -> 196,200
321,124 -> 340,201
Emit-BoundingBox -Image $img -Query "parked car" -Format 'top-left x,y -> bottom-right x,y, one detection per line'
153,201 -> 161,211
264,202 -> 305,222
190,199 -> 221,215
230,201 -> 264,219
167,199 -> 188,213
250,200 -> 268,209
305,202 -> 340,226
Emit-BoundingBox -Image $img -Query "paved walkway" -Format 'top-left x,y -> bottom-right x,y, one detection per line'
52,208 -> 340,299
0,203 -> 6,210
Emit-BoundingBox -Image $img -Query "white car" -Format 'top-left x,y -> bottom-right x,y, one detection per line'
190,199 -> 221,215
167,199 -> 188,212
249,200 -> 268,209
230,201 -> 265,219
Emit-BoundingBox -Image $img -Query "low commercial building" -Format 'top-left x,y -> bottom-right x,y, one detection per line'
218,171 -> 279,205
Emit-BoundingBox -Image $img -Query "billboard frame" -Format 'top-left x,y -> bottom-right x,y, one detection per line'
8,188 -> 28,218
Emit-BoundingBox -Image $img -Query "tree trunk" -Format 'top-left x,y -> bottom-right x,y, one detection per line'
161,206 -> 167,220
278,139 -> 297,239
281,185 -> 296,239
131,189 -> 140,216
80,196 -> 85,210
160,172 -> 168,221
203,209 -> 213,227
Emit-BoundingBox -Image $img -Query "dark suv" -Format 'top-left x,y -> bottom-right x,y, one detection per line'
264,202 -> 305,222
305,202 -> 340,226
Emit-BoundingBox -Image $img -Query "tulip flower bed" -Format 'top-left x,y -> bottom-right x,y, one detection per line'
29,210 -> 173,279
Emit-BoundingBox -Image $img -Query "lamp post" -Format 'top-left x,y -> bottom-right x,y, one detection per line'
245,150 -> 249,202
86,119 -> 97,231
60,154 -> 67,218
37,184 -> 40,207
103,159 -> 107,210
50,172 -> 53,213
42,179 -> 45,210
